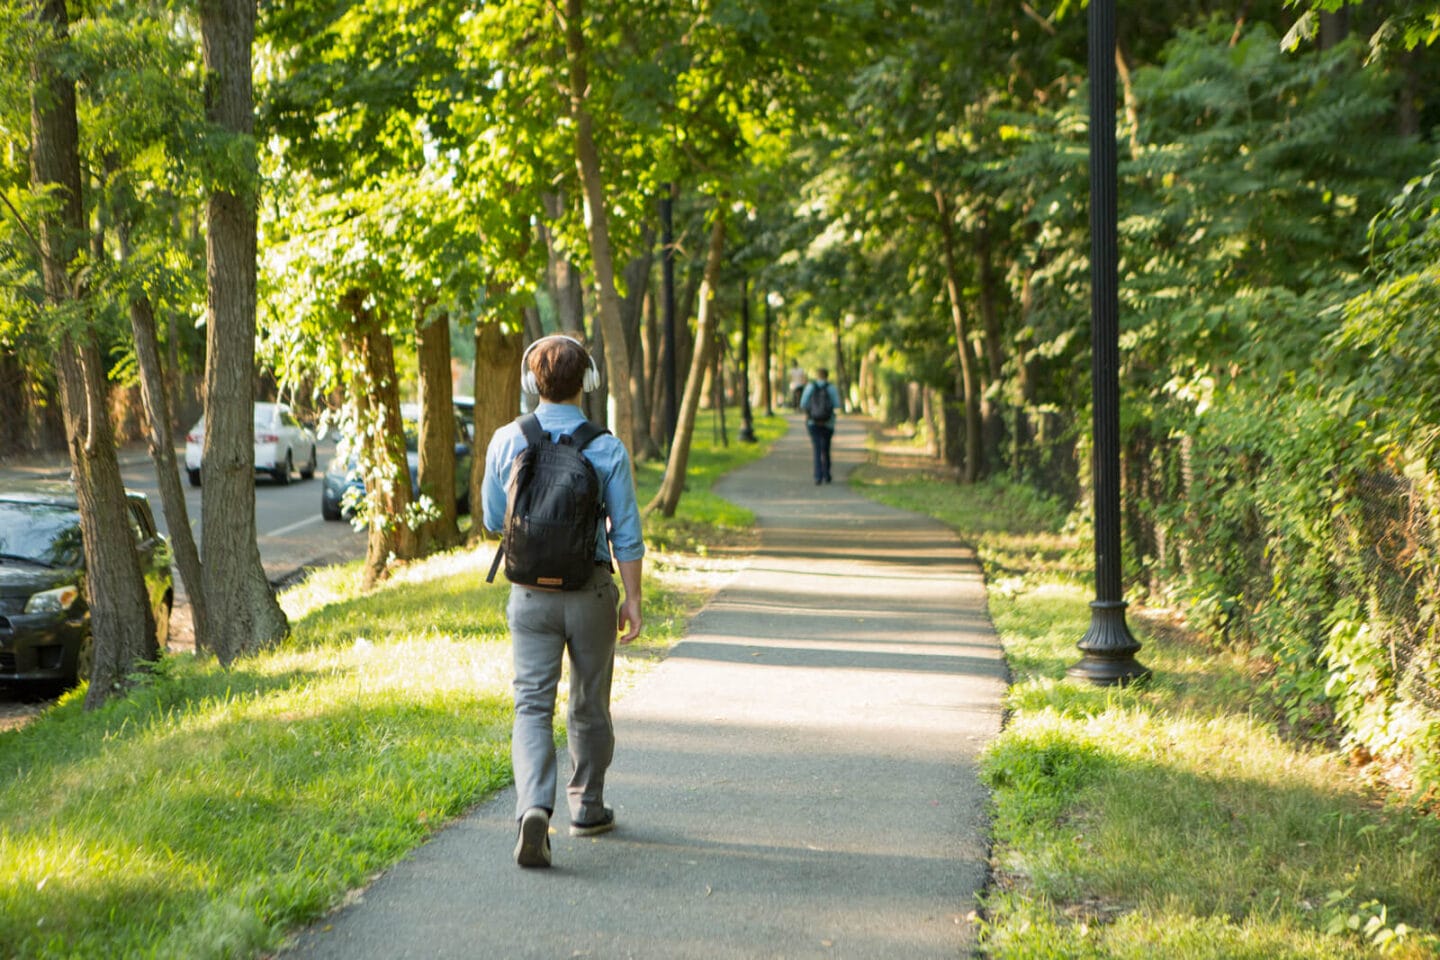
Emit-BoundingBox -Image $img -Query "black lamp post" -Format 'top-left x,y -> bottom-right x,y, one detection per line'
738,276 -> 757,443
1068,0 -> 1151,686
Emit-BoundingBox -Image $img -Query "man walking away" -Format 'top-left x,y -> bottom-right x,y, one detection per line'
483,335 -> 645,869
799,368 -> 841,485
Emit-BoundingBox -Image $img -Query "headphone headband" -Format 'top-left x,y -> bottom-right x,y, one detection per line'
521,334 -> 600,395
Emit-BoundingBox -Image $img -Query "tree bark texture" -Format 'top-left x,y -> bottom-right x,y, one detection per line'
341,300 -> 418,589
121,237 -> 209,654
415,306 -> 460,553
647,208 -> 726,518
620,233 -> 659,460
934,188 -> 982,483
30,0 -> 156,708
541,193 -> 586,335
975,215 -> 1007,473
468,316 -> 524,546
560,0 -> 638,454
200,0 -> 288,663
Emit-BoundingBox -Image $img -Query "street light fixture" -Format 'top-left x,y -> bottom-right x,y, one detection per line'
1068,0 -> 1151,686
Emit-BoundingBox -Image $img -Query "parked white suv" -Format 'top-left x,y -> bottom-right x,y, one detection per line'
184,402 -> 318,487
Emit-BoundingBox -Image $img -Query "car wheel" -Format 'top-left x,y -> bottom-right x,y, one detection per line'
322,496 -> 342,521
274,451 -> 293,485
300,445 -> 317,480
187,468 -> 201,487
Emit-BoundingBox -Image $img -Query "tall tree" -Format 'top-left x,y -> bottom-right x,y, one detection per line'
199,0 -> 288,662
648,207 -> 726,517
559,0 -> 642,453
30,0 -> 155,707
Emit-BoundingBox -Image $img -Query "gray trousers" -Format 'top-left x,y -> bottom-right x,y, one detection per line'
508,565 -> 619,824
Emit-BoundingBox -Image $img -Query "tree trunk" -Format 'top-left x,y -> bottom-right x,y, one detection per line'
30,0 -> 155,708
561,0 -> 637,454
415,306 -> 460,553
340,297 -> 418,589
468,315 -> 524,545
712,330 -> 728,447
199,0 -> 288,664
620,232 -> 659,460
119,225 -> 209,654
974,213 -> 1006,473
647,208 -> 726,518
934,189 -> 982,483
542,192 -> 585,334
761,297 -> 774,416
1318,9 -> 1349,50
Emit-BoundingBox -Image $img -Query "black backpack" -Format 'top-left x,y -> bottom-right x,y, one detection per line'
806,382 -> 835,422
486,414 -> 608,590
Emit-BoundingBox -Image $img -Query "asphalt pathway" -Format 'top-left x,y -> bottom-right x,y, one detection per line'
283,413 -> 1008,959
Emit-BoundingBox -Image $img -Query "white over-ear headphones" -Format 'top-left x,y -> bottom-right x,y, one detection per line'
520,334 -> 600,396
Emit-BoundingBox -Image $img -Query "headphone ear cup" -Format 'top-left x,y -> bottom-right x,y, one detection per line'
582,363 -> 599,393
521,369 -> 538,395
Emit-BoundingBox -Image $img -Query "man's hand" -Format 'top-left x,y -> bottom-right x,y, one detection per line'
618,596 -> 643,644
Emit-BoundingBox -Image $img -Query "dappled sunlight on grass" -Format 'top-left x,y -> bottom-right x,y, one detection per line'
852,468 -> 1440,958
0,408 -> 773,958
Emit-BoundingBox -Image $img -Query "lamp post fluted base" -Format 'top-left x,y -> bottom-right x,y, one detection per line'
1067,599 -> 1151,686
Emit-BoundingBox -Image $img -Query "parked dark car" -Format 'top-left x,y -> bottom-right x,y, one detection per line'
0,482 -> 174,687
321,403 -> 474,521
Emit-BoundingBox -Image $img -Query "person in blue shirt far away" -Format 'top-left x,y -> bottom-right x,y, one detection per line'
798,368 -> 842,485
482,335 -> 645,869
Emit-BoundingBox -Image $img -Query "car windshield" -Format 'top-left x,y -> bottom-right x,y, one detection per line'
0,501 -> 83,567
254,408 -> 276,428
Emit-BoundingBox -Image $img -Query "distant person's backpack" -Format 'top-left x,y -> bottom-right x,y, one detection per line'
486,414 -> 607,590
806,382 -> 835,423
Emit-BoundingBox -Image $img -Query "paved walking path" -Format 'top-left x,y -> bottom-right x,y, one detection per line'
283,414 -> 1008,959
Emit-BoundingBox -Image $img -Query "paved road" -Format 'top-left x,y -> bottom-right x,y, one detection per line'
112,443 -> 367,587
283,414 -> 1007,959
1,441 -> 368,592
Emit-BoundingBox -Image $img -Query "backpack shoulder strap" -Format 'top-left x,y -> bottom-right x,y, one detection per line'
568,420 -> 608,451
517,413 -> 546,448
487,414 -> 542,585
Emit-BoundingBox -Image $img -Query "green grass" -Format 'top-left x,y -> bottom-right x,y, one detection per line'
0,408 -> 782,959
854,473 -> 1440,960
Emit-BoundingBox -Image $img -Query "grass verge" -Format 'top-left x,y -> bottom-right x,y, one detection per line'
852,466 -> 1440,960
0,408 -> 781,960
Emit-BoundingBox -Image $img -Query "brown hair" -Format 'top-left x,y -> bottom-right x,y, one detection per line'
529,337 -> 590,401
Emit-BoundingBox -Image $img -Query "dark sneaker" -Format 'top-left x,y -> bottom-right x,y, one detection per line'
569,808 -> 616,837
514,807 -> 551,868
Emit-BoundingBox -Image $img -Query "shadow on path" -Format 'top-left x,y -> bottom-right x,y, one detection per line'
284,413 -> 1006,960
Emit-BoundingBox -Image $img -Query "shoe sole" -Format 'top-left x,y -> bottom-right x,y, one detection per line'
515,811 -> 551,868
570,819 -> 616,838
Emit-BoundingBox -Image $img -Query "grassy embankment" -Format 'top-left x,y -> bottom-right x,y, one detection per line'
0,409 -> 785,960
853,444 -> 1440,960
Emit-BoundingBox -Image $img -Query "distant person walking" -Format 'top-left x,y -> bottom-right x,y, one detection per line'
787,359 -> 807,409
799,368 -> 841,485
482,335 -> 646,869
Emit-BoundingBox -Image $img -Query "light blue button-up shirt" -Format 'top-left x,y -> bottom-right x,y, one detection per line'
799,379 -> 842,421
482,402 -> 646,564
